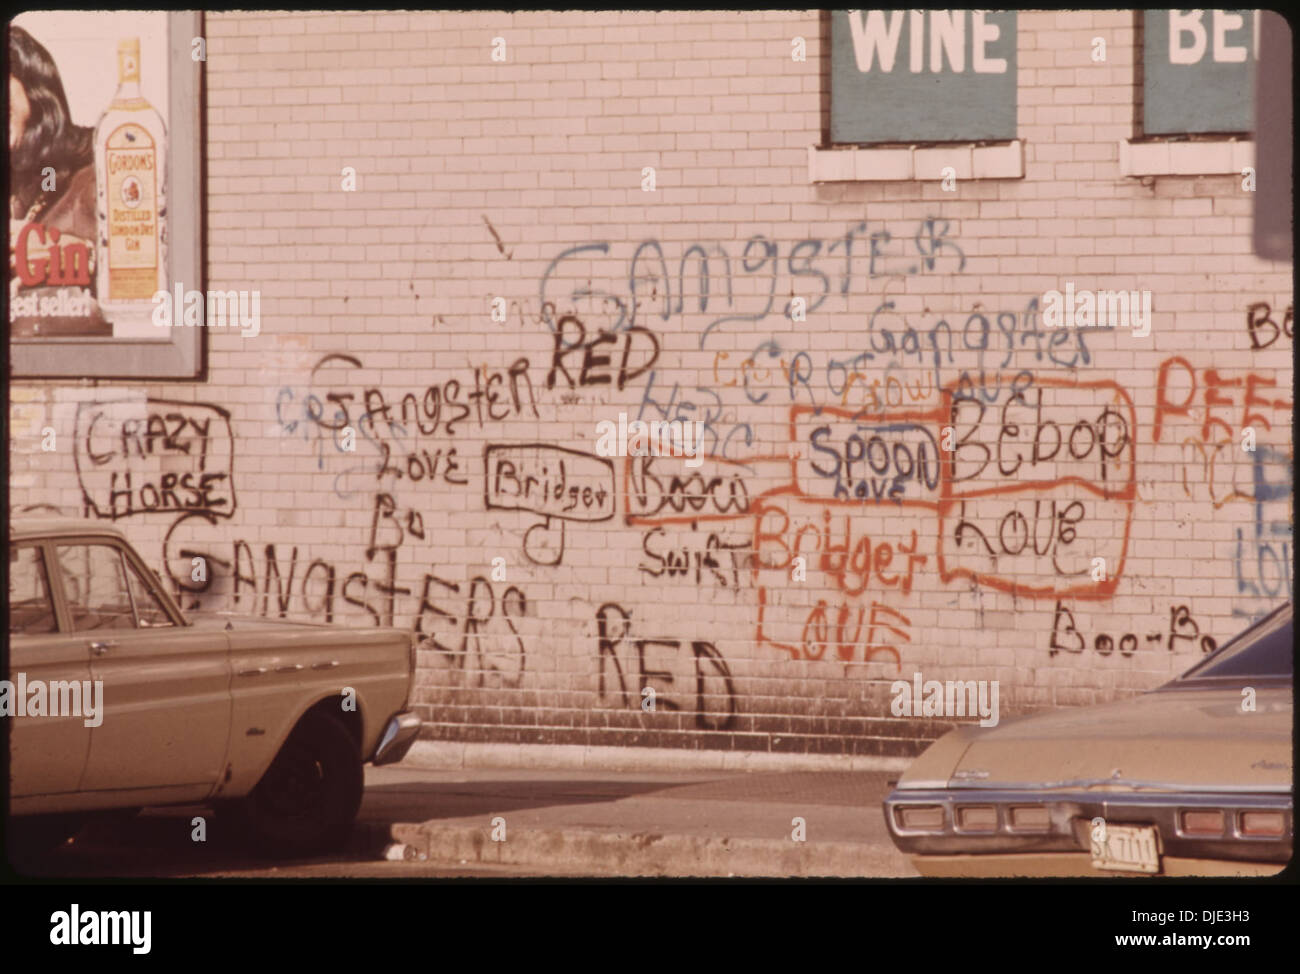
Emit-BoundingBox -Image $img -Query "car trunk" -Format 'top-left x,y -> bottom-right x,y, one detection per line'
945,686 -> 1291,792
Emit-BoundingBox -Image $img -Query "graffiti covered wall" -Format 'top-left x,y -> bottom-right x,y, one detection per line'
9,11 -> 1293,757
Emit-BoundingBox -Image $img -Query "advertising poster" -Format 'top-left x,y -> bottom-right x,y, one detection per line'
9,11 -> 201,377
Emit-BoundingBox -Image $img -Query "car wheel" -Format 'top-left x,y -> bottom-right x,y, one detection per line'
233,710 -> 363,857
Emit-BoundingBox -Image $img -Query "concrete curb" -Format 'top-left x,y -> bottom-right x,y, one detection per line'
401,741 -> 915,775
388,821 -> 912,877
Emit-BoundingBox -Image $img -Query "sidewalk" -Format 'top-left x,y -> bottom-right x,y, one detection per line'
365,742 -> 918,877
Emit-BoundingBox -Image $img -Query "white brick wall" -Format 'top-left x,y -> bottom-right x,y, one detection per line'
10,11 -> 1293,756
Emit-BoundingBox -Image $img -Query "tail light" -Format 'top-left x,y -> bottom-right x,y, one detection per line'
896,805 -> 945,831
1239,811 -> 1286,837
1180,810 -> 1225,836
1009,805 -> 1051,831
955,805 -> 998,831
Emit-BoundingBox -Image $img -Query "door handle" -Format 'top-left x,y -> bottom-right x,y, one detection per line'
274,663 -> 304,673
237,667 -> 268,677
89,640 -> 116,656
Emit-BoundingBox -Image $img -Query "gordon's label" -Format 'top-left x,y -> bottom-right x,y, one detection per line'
103,122 -> 158,300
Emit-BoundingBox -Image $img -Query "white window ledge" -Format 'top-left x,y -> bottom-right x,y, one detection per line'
1118,139 -> 1254,177
808,141 -> 1023,182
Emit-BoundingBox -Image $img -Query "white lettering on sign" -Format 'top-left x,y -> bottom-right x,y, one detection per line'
848,10 -> 903,71
846,10 -> 1007,74
971,12 -> 1006,73
1168,10 -> 1251,65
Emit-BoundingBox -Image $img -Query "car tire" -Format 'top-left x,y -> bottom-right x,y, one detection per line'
232,710 -> 364,857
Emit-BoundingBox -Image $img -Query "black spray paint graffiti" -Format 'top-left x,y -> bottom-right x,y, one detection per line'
484,444 -> 616,566
545,315 -> 660,391
163,492 -> 422,624
164,492 -> 532,690
1049,602 -> 1218,658
639,523 -> 751,588
1246,301 -> 1293,350
275,352 -> 537,499
595,603 -> 737,730
164,500 -> 540,696
414,574 -> 528,689
625,455 -> 752,522
75,398 -> 236,519
947,385 -> 1133,488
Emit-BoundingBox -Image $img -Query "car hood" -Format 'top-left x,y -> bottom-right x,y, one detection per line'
901,685 -> 1292,793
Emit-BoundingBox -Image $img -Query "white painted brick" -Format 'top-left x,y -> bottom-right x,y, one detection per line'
8,10 -> 1291,755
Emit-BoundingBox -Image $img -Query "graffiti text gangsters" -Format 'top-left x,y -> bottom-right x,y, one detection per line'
891,672 -> 1000,727
152,284 -> 260,337
1041,284 -> 1152,337
595,413 -> 706,468
0,673 -> 103,727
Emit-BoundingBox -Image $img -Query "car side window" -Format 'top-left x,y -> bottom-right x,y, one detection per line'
57,543 -> 138,631
124,558 -> 176,628
8,545 -> 57,634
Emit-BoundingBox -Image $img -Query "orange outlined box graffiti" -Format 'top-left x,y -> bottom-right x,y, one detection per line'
936,374 -> 1137,600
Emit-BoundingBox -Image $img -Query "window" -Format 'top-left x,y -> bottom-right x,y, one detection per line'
829,10 -> 1017,144
1141,9 -> 1255,137
124,558 -> 176,628
56,543 -> 138,631
8,545 -> 57,634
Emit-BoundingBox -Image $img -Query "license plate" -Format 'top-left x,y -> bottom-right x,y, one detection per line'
1091,824 -> 1160,874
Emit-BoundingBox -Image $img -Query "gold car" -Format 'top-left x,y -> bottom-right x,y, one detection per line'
883,602 -> 1292,877
7,518 -> 420,856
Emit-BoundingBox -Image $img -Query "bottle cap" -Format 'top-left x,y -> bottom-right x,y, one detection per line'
118,38 -> 141,83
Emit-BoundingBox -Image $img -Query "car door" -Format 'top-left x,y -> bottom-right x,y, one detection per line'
7,541 -> 94,798
55,540 -> 233,800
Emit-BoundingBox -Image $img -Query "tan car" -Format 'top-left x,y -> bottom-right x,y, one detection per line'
6,518 -> 420,855
883,602 -> 1293,877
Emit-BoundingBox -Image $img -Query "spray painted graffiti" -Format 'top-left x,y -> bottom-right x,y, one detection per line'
595,603 -> 737,730
75,398 -> 236,520
538,220 -> 968,346
1049,602 -> 1219,658
484,444 -> 616,566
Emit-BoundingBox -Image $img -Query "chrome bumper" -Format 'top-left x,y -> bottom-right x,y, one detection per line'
883,787 -> 1293,863
371,712 -> 421,765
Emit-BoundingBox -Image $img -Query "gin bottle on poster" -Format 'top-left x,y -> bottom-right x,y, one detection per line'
94,37 -> 168,317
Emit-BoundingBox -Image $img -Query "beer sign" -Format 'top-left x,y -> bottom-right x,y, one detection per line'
1143,10 -> 1256,135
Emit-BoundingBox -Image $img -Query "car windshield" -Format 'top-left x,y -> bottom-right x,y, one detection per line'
1174,602 -> 1293,681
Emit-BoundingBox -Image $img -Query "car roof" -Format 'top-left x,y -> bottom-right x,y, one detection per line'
8,517 -> 128,542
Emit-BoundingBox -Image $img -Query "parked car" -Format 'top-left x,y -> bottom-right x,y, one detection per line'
883,602 -> 1293,877
6,518 -> 421,856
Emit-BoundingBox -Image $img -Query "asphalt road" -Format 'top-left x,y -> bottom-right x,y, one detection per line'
5,765 -> 912,878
